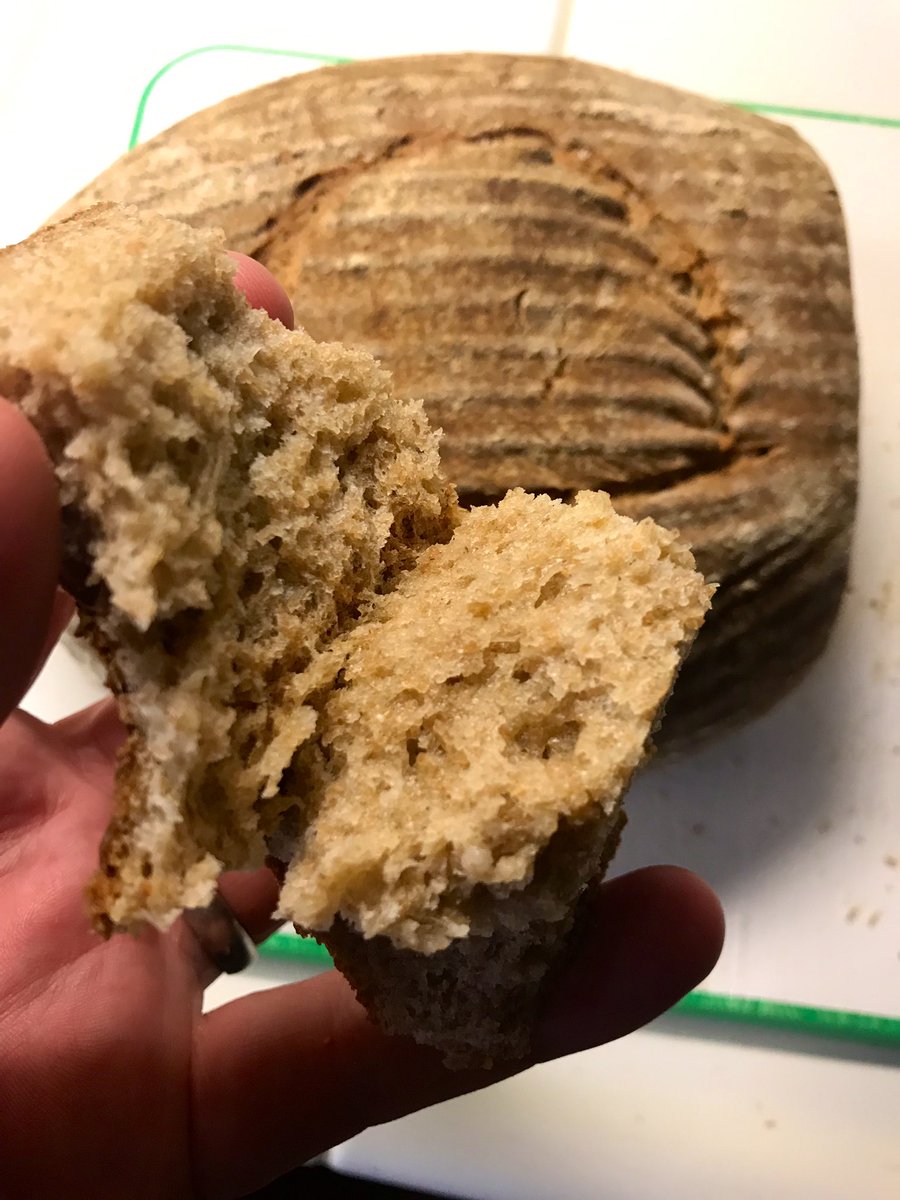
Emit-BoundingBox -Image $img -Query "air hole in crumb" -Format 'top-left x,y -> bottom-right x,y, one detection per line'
535,572 -> 566,608
262,646 -> 311,684
240,571 -> 265,599
385,133 -> 413,157
126,439 -> 158,476
166,435 -> 202,483
488,640 -> 521,656
246,497 -> 271,532
105,864 -> 118,878
141,861 -> 153,879
275,559 -> 306,587
671,271 -> 693,294
293,173 -> 324,199
205,304 -> 231,336
336,380 -> 365,405
513,666 -> 532,682
157,609 -> 205,661
543,720 -> 582,757
512,716 -> 582,759
394,513 -> 416,539
406,737 -> 422,766
256,426 -> 285,456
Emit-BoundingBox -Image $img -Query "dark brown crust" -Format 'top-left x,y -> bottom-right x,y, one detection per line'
56,54 -> 858,751
320,810 -> 628,1069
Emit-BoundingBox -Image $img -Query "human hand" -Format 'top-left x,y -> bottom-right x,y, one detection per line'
0,257 -> 724,1199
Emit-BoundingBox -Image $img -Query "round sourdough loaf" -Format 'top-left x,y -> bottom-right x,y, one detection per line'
56,54 -> 859,750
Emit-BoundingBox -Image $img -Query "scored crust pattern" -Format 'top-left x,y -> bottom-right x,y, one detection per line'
256,127 -> 755,497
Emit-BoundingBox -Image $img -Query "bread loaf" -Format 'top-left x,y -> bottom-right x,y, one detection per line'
0,206 -> 710,1063
57,54 -> 858,750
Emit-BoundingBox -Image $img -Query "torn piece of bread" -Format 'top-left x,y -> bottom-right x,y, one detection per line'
0,205 -> 456,930
277,490 -> 711,1063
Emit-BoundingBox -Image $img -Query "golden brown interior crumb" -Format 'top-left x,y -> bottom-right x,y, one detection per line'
279,490 -> 711,952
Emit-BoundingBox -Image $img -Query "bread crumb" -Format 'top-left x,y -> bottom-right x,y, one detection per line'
280,489 -> 711,953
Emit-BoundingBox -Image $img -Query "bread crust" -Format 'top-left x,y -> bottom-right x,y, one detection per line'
322,812 -> 627,1068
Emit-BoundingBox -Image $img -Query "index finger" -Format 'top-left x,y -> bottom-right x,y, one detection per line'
228,252 -> 295,329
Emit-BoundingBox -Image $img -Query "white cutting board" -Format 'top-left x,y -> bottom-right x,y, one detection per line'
6,3 -> 899,1197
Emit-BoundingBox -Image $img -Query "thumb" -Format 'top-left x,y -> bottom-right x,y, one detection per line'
189,868 -> 723,1198
0,396 -> 60,723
